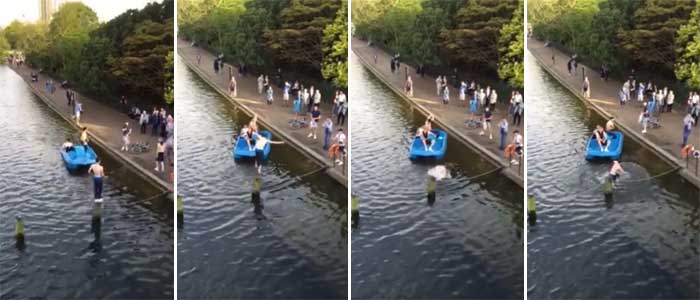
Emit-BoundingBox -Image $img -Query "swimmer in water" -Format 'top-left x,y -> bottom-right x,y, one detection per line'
606,118 -> 615,132
594,125 -> 609,152
62,138 -> 74,152
609,160 -> 624,182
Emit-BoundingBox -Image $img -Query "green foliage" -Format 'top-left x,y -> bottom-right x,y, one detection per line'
0,33 -> 9,57
178,0 -> 345,89
410,6 -> 449,67
264,0 -> 341,71
675,2 -> 700,89
441,0 -> 518,69
322,0 -> 348,89
617,0 -> 695,73
4,0 -> 174,106
498,0 -> 524,88
165,51 -> 174,104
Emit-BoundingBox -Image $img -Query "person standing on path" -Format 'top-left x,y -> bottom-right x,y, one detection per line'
257,75 -> 264,94
229,75 -> 237,98
333,128 -> 346,165
682,113 -> 695,147
121,122 -> 131,152
489,90 -> 498,111
283,81 -> 290,107
405,76 -> 413,97
583,76 -> 590,98
80,127 -> 89,146
266,85 -> 274,105
512,92 -> 523,126
313,89 -> 322,108
436,76 -> 442,96
155,138 -> 165,173
442,85 -> 450,105
88,159 -> 104,201
74,101 -> 82,124
151,108 -> 160,136
640,102 -> 650,134
337,101 -> 347,126
323,117 -> 333,150
480,107 -> 493,140
666,90 -> 674,112
308,105 -> 321,140
139,110 -> 149,134
511,130 -> 523,165
499,118 -> 509,150
302,88 -> 310,116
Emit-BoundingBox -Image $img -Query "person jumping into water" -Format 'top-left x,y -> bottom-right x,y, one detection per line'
88,158 -> 104,201
594,125 -> 609,152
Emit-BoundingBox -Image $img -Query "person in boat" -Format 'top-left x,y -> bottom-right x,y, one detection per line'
609,160 -> 625,182
594,125 -> 609,152
62,139 -> 74,152
240,124 -> 255,151
416,126 -> 436,152
88,158 -> 104,200
80,127 -> 89,146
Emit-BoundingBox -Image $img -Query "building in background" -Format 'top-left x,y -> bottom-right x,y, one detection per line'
39,0 -> 54,23
39,0 -> 82,22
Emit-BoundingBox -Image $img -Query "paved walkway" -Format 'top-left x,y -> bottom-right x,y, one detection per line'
528,38 -> 700,181
9,63 -> 173,192
177,39 -> 348,185
352,37 -> 524,183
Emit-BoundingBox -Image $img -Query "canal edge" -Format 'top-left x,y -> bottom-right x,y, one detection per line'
12,67 -> 174,196
528,47 -> 700,189
351,48 -> 524,188
177,50 -> 348,188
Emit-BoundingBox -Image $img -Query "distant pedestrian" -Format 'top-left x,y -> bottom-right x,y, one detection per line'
151,108 -> 160,136
666,90 -> 674,112
405,76 -> 413,97
229,75 -> 237,97
283,81 -> 290,106
337,101 -> 346,126
489,90 -> 498,111
435,76 -> 442,96
582,76 -> 590,98
74,101 -> 82,124
442,85 -> 450,104
266,85 -> 273,105
640,102 -> 650,134
257,75 -> 264,94
480,107 -> 493,140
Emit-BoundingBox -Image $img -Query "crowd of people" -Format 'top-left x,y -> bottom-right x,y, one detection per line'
209,54 -> 348,167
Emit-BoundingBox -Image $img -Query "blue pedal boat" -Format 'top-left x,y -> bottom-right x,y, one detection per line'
233,130 -> 272,160
585,131 -> 623,160
61,145 -> 97,171
410,129 -> 447,160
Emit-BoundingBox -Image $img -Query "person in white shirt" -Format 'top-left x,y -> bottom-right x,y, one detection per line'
511,130 -> 523,165
333,128 -> 346,165
489,90 -> 498,111
120,122 -> 131,152
435,76 -> 442,96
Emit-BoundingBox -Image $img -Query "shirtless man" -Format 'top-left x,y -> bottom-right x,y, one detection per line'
594,125 -> 609,152
609,160 -> 624,183
88,158 -> 105,202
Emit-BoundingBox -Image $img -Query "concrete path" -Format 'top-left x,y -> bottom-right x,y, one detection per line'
9,64 -> 173,192
352,37 -> 524,185
177,39 -> 348,186
528,38 -> 700,183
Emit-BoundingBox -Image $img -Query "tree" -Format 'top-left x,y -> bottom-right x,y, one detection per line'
264,0 -> 341,71
322,0 -> 348,89
498,0 -> 523,88
675,2 -> 700,89
618,0 -> 695,74
410,6 -> 449,67
165,50 -> 174,104
441,0 -> 518,69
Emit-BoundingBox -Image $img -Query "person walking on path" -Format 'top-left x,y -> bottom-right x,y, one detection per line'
683,113 -> 695,147
151,108 -> 160,136
512,93 -> 523,126
308,105 -> 321,140
283,81 -> 290,106
583,76 -> 590,98
155,138 -> 165,173
292,93 -> 302,120
121,122 -> 131,152
442,85 -> 450,105
499,118 -> 509,150
139,110 -> 149,134
323,117 -> 333,150
88,159 -> 104,201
